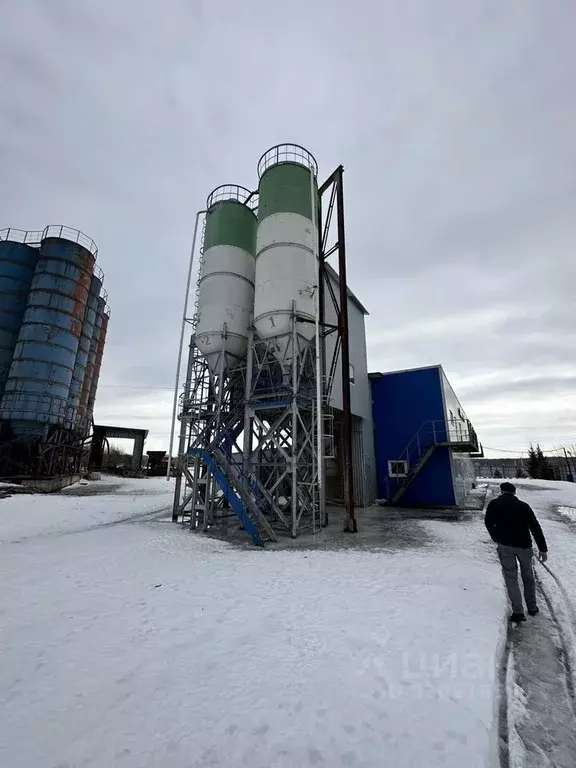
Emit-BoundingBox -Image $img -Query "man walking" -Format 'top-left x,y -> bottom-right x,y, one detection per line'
485,482 -> 548,624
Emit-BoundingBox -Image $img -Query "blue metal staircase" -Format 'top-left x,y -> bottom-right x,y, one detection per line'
188,447 -> 277,546
390,419 -> 479,506
185,403 -> 285,546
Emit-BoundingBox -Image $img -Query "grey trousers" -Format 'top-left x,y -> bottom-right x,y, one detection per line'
497,544 -> 537,613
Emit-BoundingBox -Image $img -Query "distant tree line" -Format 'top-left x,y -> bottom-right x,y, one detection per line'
478,443 -> 575,481
526,444 -> 554,480
103,446 -> 132,468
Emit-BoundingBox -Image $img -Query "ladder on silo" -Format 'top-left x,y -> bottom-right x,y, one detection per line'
323,405 -> 335,459
191,216 -> 207,329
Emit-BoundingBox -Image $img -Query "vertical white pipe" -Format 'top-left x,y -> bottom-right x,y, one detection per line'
291,302 -> 298,538
243,327 -> 254,498
167,209 -> 205,479
172,336 -> 195,521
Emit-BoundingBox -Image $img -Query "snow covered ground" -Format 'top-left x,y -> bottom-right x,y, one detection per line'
1,475 -> 575,767
0,475 -> 172,543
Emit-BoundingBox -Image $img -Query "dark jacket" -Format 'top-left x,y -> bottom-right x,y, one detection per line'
485,493 -> 548,552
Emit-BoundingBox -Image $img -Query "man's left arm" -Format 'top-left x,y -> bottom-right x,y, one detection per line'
526,504 -> 548,558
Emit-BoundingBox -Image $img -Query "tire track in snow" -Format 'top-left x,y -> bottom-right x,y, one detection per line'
497,632 -> 512,768
539,561 -> 576,629
2,504 -> 172,545
498,566 -> 576,768
535,565 -> 576,717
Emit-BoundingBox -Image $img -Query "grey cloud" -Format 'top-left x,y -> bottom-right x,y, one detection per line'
459,375 -> 576,402
1,0 -> 575,455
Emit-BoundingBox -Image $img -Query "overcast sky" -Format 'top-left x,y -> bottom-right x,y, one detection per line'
1,0 -> 575,457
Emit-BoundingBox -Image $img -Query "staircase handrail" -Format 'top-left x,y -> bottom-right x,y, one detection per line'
398,419 -> 479,472
185,400 -> 244,455
212,447 -> 278,541
215,447 -> 288,528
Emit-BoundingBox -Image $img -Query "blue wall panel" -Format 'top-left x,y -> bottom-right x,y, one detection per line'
371,366 -> 457,507
403,446 -> 455,506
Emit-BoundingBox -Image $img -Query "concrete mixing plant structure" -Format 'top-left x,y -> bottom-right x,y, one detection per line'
171,144 -> 377,545
0,226 -> 110,478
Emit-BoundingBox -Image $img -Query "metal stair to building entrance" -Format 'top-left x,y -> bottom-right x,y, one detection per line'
390,419 -> 480,506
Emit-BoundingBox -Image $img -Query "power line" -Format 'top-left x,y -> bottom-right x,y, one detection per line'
98,384 -> 173,391
482,445 -> 570,455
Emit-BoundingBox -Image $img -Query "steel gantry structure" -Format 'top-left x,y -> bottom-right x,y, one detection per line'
170,157 -> 355,544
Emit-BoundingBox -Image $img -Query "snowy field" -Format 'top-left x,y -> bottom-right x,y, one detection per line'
1,476 -> 575,767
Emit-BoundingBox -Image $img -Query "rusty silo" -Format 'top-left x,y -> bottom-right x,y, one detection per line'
0,225 -> 109,477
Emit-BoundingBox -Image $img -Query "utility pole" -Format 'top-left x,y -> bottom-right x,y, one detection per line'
336,167 -> 356,533
562,447 -> 574,482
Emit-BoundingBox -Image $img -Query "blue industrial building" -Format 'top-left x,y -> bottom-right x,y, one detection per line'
370,365 -> 479,507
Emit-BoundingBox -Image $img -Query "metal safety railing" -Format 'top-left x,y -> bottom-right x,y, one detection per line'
0,226 -> 98,256
397,419 -> 479,473
42,225 -> 98,257
212,448 -> 279,541
206,184 -> 254,209
0,228 -> 43,245
386,419 -> 479,504
257,143 -> 318,178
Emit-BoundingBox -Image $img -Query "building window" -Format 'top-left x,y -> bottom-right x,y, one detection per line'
449,409 -> 455,425
388,460 -> 408,478
349,363 -> 355,384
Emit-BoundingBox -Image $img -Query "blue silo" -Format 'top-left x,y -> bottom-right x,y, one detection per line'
87,306 -> 109,424
0,230 -> 40,402
66,270 -> 103,432
0,226 -> 97,436
80,293 -> 105,433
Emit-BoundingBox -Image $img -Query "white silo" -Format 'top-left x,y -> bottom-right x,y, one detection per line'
254,144 -> 318,357
195,185 -> 257,372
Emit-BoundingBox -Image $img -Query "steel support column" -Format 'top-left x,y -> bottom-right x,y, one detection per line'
318,165 -> 356,532
335,168 -> 356,532
172,336 -> 195,520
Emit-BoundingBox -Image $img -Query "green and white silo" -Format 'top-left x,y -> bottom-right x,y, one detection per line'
254,144 -> 318,352
195,185 -> 257,372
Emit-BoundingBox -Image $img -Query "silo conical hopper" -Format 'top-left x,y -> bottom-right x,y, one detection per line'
254,144 -> 318,365
195,185 -> 257,373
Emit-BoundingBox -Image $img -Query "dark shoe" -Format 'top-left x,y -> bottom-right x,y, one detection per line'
528,607 -> 539,616
510,612 -> 527,624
